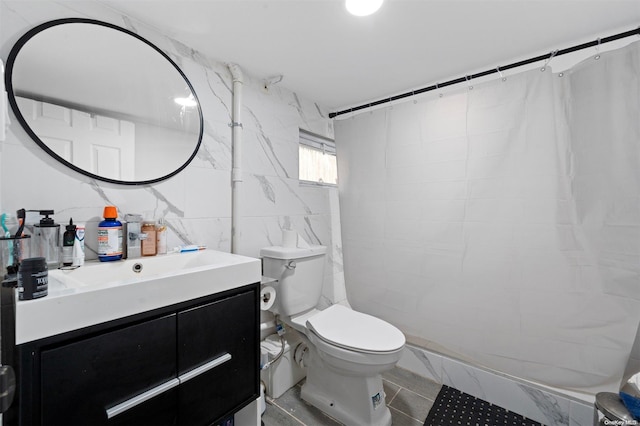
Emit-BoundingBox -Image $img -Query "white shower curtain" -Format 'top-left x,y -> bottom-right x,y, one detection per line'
335,41 -> 640,394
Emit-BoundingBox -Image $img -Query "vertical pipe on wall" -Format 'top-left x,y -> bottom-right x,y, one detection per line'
227,63 -> 243,254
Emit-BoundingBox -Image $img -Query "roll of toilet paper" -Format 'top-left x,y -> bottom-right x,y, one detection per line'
260,286 -> 276,311
282,229 -> 297,248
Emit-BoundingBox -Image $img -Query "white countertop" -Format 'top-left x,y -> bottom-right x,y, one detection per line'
15,250 -> 261,344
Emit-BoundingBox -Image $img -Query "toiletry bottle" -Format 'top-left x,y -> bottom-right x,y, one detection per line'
62,218 -> 76,267
72,223 -> 85,267
31,210 -> 60,269
98,206 -> 123,262
156,218 -> 167,255
141,220 -> 157,256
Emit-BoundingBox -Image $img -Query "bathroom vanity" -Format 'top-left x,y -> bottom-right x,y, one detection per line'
1,250 -> 261,425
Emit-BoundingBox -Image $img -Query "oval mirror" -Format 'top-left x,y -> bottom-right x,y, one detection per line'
5,18 -> 203,185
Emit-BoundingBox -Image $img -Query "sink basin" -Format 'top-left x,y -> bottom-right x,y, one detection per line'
15,250 -> 261,345
49,250 -> 251,291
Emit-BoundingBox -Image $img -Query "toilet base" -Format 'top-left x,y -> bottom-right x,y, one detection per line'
300,346 -> 392,426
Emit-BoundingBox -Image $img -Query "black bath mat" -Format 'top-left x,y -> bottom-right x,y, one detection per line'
424,385 -> 543,426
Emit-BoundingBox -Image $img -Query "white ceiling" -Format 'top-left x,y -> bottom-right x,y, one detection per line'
99,0 -> 640,112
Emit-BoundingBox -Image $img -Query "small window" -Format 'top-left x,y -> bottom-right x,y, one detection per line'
299,130 -> 337,186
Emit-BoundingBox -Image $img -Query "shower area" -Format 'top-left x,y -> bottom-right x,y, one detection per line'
335,39 -> 640,399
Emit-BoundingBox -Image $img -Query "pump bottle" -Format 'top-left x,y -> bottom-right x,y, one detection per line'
31,210 -> 60,269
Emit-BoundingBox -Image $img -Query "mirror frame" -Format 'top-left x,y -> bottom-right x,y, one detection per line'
5,18 -> 204,185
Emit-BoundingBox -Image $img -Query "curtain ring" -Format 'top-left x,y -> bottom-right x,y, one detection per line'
594,37 -> 601,60
465,75 -> 473,90
435,82 -> 443,98
496,66 -> 506,82
541,49 -> 558,72
412,90 -> 417,104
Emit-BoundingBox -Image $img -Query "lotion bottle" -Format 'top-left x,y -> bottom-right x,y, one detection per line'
72,222 -> 85,267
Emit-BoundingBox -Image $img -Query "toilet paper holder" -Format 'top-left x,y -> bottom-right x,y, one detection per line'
260,285 -> 277,311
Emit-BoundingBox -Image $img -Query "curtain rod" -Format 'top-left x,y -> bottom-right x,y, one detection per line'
329,26 -> 640,119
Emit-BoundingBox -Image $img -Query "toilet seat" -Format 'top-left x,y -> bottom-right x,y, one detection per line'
305,305 -> 405,354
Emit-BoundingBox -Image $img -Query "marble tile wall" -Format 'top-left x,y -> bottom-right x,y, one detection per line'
0,0 -> 347,307
398,343 -> 596,426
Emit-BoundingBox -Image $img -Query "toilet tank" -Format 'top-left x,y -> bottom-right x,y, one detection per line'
260,245 -> 326,316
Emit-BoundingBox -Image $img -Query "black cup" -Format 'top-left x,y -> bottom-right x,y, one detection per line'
18,257 -> 48,300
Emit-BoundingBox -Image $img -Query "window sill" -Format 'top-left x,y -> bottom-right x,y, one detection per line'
299,180 -> 338,188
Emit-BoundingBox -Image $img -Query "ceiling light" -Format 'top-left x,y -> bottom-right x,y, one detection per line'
345,0 -> 384,16
174,95 -> 197,107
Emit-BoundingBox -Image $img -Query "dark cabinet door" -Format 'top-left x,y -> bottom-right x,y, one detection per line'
177,290 -> 258,425
40,314 -> 177,425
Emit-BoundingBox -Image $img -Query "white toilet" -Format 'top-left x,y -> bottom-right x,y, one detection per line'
261,245 -> 405,426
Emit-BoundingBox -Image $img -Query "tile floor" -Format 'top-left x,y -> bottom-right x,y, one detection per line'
261,367 -> 442,426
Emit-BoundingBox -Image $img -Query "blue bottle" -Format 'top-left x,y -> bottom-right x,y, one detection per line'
97,206 -> 123,262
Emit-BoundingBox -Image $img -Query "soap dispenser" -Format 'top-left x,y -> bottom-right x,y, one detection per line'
31,210 -> 60,269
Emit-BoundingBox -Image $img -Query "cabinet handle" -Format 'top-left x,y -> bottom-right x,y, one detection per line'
178,352 -> 232,384
104,353 -> 231,419
106,378 -> 179,419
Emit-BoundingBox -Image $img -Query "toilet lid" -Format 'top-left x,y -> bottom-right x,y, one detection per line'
306,305 -> 405,353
